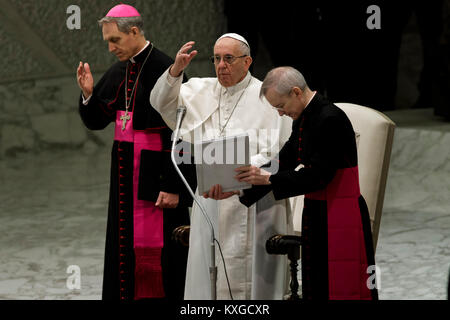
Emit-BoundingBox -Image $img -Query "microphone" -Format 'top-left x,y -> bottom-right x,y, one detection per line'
169,105 -> 218,299
173,105 -> 186,142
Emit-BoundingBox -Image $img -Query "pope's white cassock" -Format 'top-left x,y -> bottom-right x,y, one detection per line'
150,67 -> 293,299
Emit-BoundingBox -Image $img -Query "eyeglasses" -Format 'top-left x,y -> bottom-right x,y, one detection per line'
210,54 -> 247,65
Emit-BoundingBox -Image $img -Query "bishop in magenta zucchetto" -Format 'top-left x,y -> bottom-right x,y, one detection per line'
106,4 -> 141,17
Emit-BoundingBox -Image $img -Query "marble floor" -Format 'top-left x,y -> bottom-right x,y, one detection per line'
0,108 -> 449,300
375,108 -> 450,300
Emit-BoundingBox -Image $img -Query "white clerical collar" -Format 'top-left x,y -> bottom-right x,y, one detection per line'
222,71 -> 252,96
130,41 -> 150,64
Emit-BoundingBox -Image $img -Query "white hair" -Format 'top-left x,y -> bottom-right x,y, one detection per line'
260,66 -> 308,97
237,41 -> 251,56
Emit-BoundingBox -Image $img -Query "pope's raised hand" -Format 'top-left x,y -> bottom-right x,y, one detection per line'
169,41 -> 198,77
77,62 -> 94,99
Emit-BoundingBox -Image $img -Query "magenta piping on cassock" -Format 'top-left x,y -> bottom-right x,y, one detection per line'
115,110 -> 165,299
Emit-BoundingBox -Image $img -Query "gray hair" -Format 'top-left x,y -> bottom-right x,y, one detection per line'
98,16 -> 144,35
260,66 -> 308,98
237,41 -> 250,56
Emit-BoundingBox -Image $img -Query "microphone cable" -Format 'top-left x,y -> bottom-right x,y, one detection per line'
170,106 -> 233,300
215,238 -> 233,300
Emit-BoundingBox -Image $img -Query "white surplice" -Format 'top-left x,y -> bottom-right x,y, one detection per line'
150,68 -> 293,299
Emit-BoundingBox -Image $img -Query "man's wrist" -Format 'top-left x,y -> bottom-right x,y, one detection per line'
169,65 -> 183,78
265,174 -> 272,185
82,92 -> 92,105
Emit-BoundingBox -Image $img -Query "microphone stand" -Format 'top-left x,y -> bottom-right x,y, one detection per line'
170,106 -> 217,300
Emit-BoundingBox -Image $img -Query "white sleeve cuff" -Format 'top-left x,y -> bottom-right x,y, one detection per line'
82,94 -> 92,105
166,68 -> 183,87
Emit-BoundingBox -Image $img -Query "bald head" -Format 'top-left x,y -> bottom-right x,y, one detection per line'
260,66 -> 308,98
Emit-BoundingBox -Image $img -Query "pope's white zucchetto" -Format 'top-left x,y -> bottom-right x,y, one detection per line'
216,33 -> 250,49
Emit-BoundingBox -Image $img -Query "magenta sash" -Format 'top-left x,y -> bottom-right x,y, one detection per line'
305,166 -> 372,299
115,110 -> 165,299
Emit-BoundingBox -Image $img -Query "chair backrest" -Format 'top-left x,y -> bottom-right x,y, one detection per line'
290,103 -> 395,253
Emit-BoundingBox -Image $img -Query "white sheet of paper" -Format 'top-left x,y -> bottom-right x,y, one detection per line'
194,133 -> 251,194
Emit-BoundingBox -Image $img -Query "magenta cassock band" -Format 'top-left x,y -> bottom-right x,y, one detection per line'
115,110 -> 165,298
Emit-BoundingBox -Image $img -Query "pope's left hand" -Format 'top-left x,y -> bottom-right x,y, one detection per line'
235,165 -> 272,185
203,184 -> 237,200
155,191 -> 179,208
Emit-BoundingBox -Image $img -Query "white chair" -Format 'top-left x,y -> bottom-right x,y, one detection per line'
289,103 -> 396,253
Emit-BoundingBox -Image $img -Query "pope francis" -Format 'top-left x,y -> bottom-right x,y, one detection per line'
150,33 -> 293,299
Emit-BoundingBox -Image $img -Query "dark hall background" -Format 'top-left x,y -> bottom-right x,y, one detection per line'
0,0 -> 449,300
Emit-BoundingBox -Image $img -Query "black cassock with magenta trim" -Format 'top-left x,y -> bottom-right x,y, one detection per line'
240,93 -> 378,300
78,44 -> 196,301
